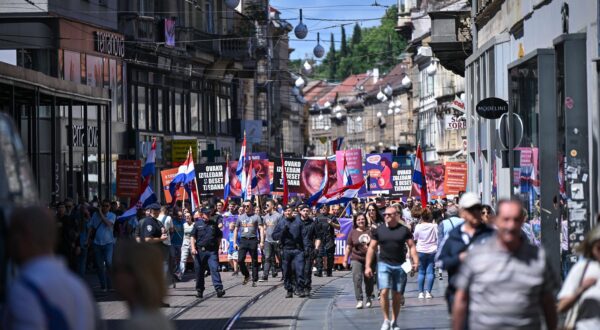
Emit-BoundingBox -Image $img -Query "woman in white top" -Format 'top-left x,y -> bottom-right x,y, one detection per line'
413,208 -> 438,299
176,211 -> 195,280
558,222 -> 600,330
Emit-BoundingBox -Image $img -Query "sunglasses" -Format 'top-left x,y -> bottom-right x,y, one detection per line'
244,205 -> 252,208
383,213 -> 396,217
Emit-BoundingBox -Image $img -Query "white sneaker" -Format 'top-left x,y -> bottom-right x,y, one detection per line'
418,292 -> 425,299
365,298 -> 372,308
356,300 -> 364,309
380,319 -> 391,330
425,292 -> 433,299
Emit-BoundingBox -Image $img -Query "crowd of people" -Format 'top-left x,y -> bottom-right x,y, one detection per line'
3,192 -> 600,330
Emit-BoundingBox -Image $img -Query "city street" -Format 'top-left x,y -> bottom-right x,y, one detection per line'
96,270 -> 449,329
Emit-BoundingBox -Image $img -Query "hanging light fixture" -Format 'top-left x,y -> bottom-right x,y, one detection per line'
388,102 -> 394,109
376,111 -> 382,118
387,108 -> 393,115
335,112 -> 343,119
324,125 -> 331,131
225,0 -> 240,9
294,9 -> 308,39
323,101 -> 332,108
383,84 -> 393,96
395,99 -> 403,107
302,60 -> 313,75
295,76 -> 305,88
333,104 -> 344,112
313,33 -> 324,58
376,88 -> 386,102
427,58 -> 438,76
401,74 -> 412,88
318,112 -> 324,121
394,107 -> 401,114
356,116 -> 362,122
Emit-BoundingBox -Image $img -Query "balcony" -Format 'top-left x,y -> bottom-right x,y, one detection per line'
429,10 -> 472,76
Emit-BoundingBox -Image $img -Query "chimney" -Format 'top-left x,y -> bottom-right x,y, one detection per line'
372,68 -> 379,83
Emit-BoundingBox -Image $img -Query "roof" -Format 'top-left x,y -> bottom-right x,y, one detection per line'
364,63 -> 409,98
303,80 -> 335,105
315,73 -> 368,107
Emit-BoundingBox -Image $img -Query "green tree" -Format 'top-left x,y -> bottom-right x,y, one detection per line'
351,23 -> 362,49
340,26 -> 349,57
325,33 -> 337,81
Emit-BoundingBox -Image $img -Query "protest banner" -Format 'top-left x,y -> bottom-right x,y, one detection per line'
365,153 -> 393,193
227,160 -> 271,197
197,163 -> 226,197
335,149 -> 363,188
116,160 -> 141,198
426,164 -> 446,198
273,158 -> 306,195
160,168 -> 186,203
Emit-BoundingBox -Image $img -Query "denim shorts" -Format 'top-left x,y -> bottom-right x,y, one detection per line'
377,262 -> 407,293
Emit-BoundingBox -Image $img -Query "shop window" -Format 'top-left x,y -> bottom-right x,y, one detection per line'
175,92 -> 182,132
86,55 -> 103,88
117,62 -> 124,122
63,50 -> 81,83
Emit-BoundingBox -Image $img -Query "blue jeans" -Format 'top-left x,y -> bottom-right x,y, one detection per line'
377,262 -> 407,293
77,246 -> 88,277
93,243 -> 114,289
417,252 -> 436,293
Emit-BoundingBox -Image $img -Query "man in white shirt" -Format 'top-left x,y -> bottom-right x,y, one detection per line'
5,206 -> 97,330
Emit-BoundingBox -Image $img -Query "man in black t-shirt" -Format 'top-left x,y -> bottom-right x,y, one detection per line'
365,206 -> 418,330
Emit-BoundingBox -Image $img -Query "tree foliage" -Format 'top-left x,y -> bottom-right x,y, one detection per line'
340,26 -> 349,57
306,6 -> 406,82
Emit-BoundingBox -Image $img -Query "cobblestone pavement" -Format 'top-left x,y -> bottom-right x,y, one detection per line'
95,269 -> 450,329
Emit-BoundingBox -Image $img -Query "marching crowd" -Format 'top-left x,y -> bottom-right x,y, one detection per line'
3,192 -> 600,330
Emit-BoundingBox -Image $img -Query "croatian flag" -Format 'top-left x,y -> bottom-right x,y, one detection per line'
245,158 -> 255,201
169,149 -> 196,200
237,134 -> 248,200
307,160 -> 329,206
332,137 -> 344,152
141,139 -> 156,179
184,183 -> 200,213
342,151 -> 353,186
317,180 -> 364,206
118,185 -> 158,219
223,159 -> 230,212
412,145 -> 428,208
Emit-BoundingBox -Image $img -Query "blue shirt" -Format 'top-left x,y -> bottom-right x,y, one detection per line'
171,217 -> 185,247
88,211 -> 116,245
227,231 -> 240,254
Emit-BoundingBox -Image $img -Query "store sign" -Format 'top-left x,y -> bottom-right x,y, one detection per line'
476,97 -> 508,119
444,114 -> 466,130
116,160 -> 141,198
72,125 -> 98,147
94,31 -> 125,57
170,139 -> 198,165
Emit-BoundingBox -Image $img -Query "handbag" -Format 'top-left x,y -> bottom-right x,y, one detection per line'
562,260 -> 591,330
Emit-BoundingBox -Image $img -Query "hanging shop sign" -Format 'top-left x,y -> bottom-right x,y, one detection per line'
444,114 -> 467,130
94,31 -> 125,57
476,97 -> 508,119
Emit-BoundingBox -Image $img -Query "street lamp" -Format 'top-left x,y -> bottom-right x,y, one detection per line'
376,111 -> 383,118
294,9 -> 308,39
313,33 -> 325,58
401,74 -> 411,88
427,58 -> 438,76
302,60 -> 313,75
295,76 -> 305,88
383,84 -> 393,97
225,0 -> 240,9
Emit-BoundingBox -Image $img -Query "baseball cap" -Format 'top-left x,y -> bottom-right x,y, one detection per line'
147,203 -> 161,210
458,192 -> 481,209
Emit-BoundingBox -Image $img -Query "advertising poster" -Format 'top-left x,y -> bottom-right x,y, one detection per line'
365,153 -> 393,193
425,164 -> 446,198
444,162 -> 468,196
335,149 -> 363,188
116,160 -> 141,198
160,168 -> 186,203
197,163 -> 226,197
227,160 -> 271,197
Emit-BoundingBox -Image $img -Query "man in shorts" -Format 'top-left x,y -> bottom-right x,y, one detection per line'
227,221 -> 239,275
366,206 -> 418,330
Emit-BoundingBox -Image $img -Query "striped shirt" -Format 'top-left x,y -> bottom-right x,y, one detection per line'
454,235 -> 556,329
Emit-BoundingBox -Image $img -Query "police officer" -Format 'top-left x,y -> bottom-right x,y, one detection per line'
233,201 -> 265,287
272,205 -> 306,298
190,207 -> 225,298
138,202 -> 170,307
298,204 -> 321,296
314,205 -> 340,277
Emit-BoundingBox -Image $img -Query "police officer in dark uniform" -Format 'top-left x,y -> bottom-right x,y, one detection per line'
314,205 -> 340,277
138,202 -> 171,307
190,207 -> 225,298
272,205 -> 308,298
298,204 -> 321,296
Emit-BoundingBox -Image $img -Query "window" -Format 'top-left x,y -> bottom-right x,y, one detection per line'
137,86 -> 146,130
175,92 -> 182,132
205,0 -> 214,33
63,50 -> 80,83
218,96 -> 230,134
191,92 -> 200,132
86,55 -> 103,88
157,89 -> 163,131
311,115 -> 330,130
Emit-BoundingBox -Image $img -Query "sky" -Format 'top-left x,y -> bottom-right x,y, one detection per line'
270,0 -> 394,60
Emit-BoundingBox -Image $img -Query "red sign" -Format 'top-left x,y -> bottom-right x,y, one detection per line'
116,160 -> 141,198
444,162 -> 468,196
160,168 -> 186,203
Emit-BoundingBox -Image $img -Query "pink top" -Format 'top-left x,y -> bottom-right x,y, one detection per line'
413,222 -> 438,254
